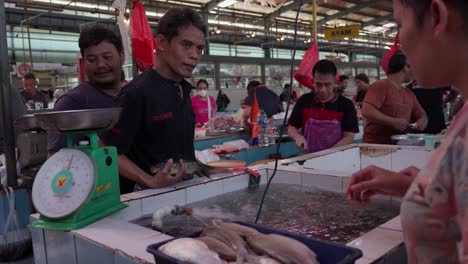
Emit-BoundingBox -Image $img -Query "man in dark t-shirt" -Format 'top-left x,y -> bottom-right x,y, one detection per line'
101,8 -> 207,191
20,73 -> 48,111
288,60 -> 359,151
46,25 -> 127,192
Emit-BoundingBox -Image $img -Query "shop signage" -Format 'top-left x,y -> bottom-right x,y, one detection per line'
324,25 -> 360,40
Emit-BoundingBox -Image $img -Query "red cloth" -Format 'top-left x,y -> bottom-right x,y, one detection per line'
381,32 -> 400,76
131,0 -> 157,72
294,42 -> 340,90
294,42 -> 319,90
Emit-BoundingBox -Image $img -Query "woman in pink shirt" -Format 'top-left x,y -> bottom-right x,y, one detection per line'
192,79 -> 217,125
346,0 -> 468,263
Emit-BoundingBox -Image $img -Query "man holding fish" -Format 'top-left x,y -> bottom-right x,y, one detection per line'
101,7 -> 208,193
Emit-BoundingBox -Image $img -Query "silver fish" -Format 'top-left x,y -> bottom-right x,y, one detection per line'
246,233 -> 319,264
158,237 -> 223,264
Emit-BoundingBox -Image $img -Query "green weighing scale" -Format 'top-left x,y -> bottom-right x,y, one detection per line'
28,108 -> 127,230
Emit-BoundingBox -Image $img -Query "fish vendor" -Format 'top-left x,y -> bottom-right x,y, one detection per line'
100,7 -> 208,194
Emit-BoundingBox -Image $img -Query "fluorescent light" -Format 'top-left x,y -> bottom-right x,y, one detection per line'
217,0 -> 237,8
383,22 -> 396,28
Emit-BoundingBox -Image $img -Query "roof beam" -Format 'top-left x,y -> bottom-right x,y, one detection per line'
267,1 -> 301,20
318,0 -> 384,26
204,0 -> 224,11
361,14 -> 393,28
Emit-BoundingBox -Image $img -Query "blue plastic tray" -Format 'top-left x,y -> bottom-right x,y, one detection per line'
147,221 -> 363,264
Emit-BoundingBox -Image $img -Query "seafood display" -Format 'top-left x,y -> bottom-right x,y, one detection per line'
206,116 -> 242,131
158,220 -> 319,264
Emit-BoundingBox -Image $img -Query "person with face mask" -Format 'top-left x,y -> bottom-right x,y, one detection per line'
192,79 -> 217,125
361,52 -> 428,144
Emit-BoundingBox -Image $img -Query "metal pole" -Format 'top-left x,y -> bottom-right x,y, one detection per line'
0,0 -> 18,187
312,0 -> 317,43
24,0 -> 33,69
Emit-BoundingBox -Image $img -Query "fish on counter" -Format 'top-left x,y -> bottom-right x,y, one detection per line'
149,159 -> 230,177
151,205 -> 193,231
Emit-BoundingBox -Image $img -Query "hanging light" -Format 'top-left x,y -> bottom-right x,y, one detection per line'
216,29 -> 221,34
251,32 -> 256,38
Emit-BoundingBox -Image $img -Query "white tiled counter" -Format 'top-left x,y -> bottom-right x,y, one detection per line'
30,144 -> 432,264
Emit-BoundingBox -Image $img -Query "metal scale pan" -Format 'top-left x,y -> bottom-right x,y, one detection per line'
32,108 -> 122,132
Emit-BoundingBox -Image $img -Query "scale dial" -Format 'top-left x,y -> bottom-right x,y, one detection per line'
32,149 -> 96,219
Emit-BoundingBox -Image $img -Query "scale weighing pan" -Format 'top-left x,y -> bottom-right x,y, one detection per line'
33,108 -> 122,132
14,114 -> 44,131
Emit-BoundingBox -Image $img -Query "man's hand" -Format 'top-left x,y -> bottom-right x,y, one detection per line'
392,118 -> 410,132
142,159 -> 186,188
399,166 -> 420,178
295,136 -> 308,151
345,165 -> 414,203
414,118 -> 428,131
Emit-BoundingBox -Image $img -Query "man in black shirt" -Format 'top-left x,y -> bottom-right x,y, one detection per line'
354,73 -> 370,107
101,7 -> 207,192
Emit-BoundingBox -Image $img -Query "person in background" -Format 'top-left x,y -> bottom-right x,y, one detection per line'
335,75 -> 349,96
20,73 -> 48,111
362,52 -> 427,144
280,84 -> 298,108
101,7 -> 207,193
347,0 -> 468,262
216,89 -> 230,112
48,89 -> 64,109
192,79 -> 216,125
288,60 -> 359,152
409,84 -> 454,134
242,80 -> 281,125
120,71 -> 128,88
41,90 -> 53,105
354,73 -> 370,107
48,24 -> 125,156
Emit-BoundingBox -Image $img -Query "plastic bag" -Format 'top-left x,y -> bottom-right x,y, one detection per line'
0,187 -> 32,261
293,41 -> 319,90
131,0 -> 157,72
381,32 -> 400,76
303,118 -> 343,153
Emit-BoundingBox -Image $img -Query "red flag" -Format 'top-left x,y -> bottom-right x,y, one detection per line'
381,32 -> 400,76
294,41 -> 319,90
131,0 -> 157,72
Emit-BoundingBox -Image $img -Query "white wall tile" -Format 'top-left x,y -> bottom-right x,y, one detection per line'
30,227 -> 47,264
122,187 -> 174,201
43,229 -> 77,264
380,216 -> 402,232
391,149 -> 429,171
270,170 -> 301,184
301,173 -> 342,193
339,148 -> 361,173
223,174 -> 250,193
186,180 -> 224,204
142,189 -> 186,216
75,236 -> 114,264
360,153 -> 392,170
347,227 -> 403,260
108,199 -> 143,222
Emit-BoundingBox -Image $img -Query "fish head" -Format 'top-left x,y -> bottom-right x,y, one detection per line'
171,205 -> 193,216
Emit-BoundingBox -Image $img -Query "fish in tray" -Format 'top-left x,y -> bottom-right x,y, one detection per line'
149,159 -> 229,177
157,219 -> 320,264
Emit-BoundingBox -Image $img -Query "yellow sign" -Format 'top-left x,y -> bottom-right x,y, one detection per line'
324,25 -> 360,40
